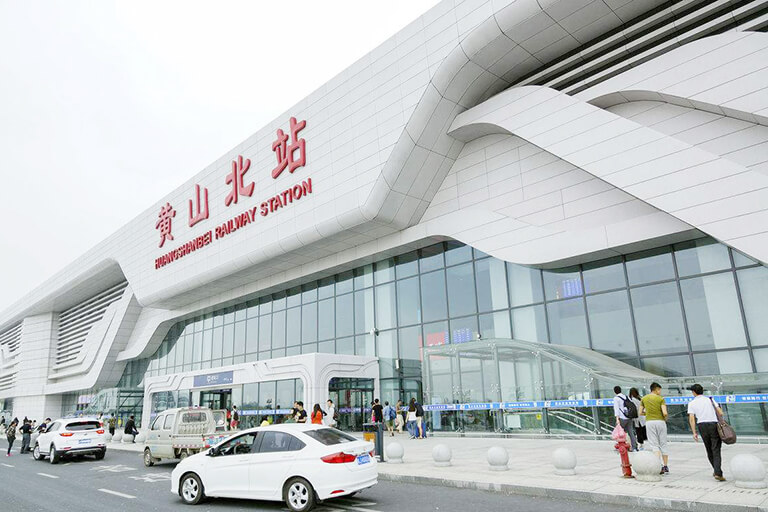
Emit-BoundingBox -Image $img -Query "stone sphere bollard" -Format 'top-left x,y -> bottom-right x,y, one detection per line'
122,433 -> 135,444
112,431 -> 122,442
386,441 -> 404,464
432,443 -> 452,467
731,454 -> 767,489
552,447 -> 577,475
135,430 -> 147,443
487,446 -> 509,471
633,451 -> 662,482
104,432 -> 112,442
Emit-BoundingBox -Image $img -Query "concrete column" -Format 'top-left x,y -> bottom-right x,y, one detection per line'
12,313 -> 62,420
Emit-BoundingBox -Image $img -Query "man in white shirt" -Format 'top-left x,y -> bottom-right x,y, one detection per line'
324,399 -> 336,427
613,385 -> 637,451
687,383 -> 725,481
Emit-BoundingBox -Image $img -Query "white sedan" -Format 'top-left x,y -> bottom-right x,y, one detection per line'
32,418 -> 107,463
171,423 -> 377,511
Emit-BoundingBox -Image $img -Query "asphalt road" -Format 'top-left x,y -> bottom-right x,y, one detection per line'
0,440 -> 630,512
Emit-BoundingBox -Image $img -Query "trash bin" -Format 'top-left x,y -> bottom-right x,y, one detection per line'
362,422 -> 384,462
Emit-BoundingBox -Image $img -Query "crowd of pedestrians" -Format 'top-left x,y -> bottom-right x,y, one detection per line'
613,382 -> 728,481
2,416 -> 52,456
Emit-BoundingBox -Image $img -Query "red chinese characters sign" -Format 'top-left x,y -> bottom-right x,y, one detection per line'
154,117 -> 311,269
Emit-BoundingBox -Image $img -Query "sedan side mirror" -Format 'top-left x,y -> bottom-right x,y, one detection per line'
206,447 -> 216,457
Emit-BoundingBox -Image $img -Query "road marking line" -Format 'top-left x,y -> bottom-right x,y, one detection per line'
37,472 -> 59,479
98,488 -> 136,499
1,463 -> 14,467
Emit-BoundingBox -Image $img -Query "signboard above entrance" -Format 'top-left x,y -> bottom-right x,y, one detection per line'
193,370 -> 234,388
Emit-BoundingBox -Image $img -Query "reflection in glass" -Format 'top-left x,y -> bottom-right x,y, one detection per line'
543,267 -> 582,301
641,354 -> 692,377
446,263 -> 477,317
286,307 -> 301,346
475,258 -> 509,312
511,305 -> 547,343
302,302 -> 318,343
507,264 -> 544,306
680,273 -> 746,350
420,270 -> 447,322
354,264 -> 374,290
373,285 -> 394,331
269,311 -> 282,349
479,311 -> 511,339
547,298 -> 588,347
583,257 -> 625,294
587,291 -> 636,358
423,321 -> 449,347
396,251 -> 419,279
318,299 -> 334,341
445,241 -> 472,266
626,247 -> 675,285
632,283 -> 688,355
420,243 -> 444,273
397,277 -> 421,326
738,267 -> 768,346
693,351 -> 752,375
335,293 -> 354,337
674,238 -> 730,277
450,315 -> 478,343
377,330 -> 398,378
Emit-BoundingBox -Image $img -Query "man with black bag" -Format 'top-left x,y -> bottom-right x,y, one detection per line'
613,386 -> 638,452
688,383 -> 730,482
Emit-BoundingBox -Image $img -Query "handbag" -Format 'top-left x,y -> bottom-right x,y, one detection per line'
710,398 -> 737,445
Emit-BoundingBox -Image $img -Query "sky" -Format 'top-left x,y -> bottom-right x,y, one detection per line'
0,0 -> 440,312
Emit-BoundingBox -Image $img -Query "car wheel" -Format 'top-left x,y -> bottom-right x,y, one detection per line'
49,445 -> 60,464
180,473 -> 204,505
94,449 -> 106,460
32,444 -> 43,461
179,449 -> 189,461
284,477 -> 316,512
143,448 -> 154,467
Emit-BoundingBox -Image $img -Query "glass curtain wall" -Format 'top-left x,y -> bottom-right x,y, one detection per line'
138,238 -> 768,407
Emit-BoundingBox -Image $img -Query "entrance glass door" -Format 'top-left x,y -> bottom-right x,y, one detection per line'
328,378 -> 374,432
199,389 -> 232,411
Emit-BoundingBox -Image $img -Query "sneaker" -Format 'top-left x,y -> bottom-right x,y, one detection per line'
662,466 -> 669,474
715,475 -> 726,482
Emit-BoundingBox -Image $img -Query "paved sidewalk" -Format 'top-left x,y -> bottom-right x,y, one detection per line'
376,434 -> 768,511
108,432 -> 768,511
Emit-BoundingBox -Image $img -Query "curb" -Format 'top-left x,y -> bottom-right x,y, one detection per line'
378,473 -> 766,512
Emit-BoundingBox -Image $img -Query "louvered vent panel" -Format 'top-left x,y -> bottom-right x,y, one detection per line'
55,281 -> 127,366
0,322 -> 21,354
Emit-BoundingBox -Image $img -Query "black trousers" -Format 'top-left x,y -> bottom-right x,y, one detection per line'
21,433 -> 30,453
699,422 -> 722,477
6,438 -> 14,455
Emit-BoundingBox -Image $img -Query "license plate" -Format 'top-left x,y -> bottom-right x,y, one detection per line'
356,454 -> 370,465
78,439 -> 91,445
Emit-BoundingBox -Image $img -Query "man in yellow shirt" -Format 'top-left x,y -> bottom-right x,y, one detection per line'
640,382 -> 669,474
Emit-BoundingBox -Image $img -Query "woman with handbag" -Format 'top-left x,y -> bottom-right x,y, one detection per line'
687,383 -> 734,482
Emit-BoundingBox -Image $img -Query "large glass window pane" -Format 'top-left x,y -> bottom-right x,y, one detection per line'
192,331 -> 203,364
222,324 -> 234,358
234,321 -> 246,356
547,298 -> 589,347
420,270 -> 447,322
445,241 -> 471,266
475,258 -> 509,312
211,327 -> 223,360
267,312 -> 281,349
234,305 -> 246,323
397,277 -> 421,326
446,263 -> 477,317
543,267 -> 582,301
354,264 -> 374,290
732,249 -> 758,268
301,303 -> 317,343
318,277 -> 335,300
583,257 -> 626,294
318,299 -> 334,341
246,300 -> 259,319
336,271 -> 354,295
753,348 -> 768,372
631,282 -> 688,355
450,315 -> 478,343
271,292 -> 285,312
693,351 -> 752,375
738,267 -> 768,346
675,239 -> 731,277
396,251 -> 419,279
399,326 -> 422,378
286,308 -> 301,346
259,381 -> 276,411
276,380 -> 295,411
374,283 -> 397,333
511,305 -> 547,342
626,247 -> 675,285
178,336 -> 187,366
245,318 -> 258,354
420,243 -> 444,273
374,259 -> 395,284
335,293 -> 354,337
285,346 -> 300,356
680,273 -> 746,350
357,288 -> 377,333
336,336 -> 354,355
202,329 -> 212,362
287,287 -> 302,308
507,264 -> 543,306
377,330 -> 398,378
302,282 -> 318,304
479,311 -> 511,339
301,343 -> 317,354
423,321 -> 449,347
587,291 -> 636,358
318,340 -> 334,354
355,334 -> 375,357
641,355 -> 692,377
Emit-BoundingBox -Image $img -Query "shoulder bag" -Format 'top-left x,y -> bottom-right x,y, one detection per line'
710,397 -> 737,445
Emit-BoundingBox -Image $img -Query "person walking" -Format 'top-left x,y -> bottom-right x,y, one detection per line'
107,414 -> 116,436
414,399 -> 426,438
324,399 -> 336,427
382,401 -> 396,436
295,402 -> 307,423
687,384 -> 726,481
613,386 -> 638,452
640,382 -> 670,474
629,388 -> 646,450
231,405 -> 240,430
395,400 -> 404,434
19,419 -> 32,454
311,404 -> 325,425
5,419 -> 18,456
406,400 -> 417,439
372,399 -> 383,424
124,415 -> 138,443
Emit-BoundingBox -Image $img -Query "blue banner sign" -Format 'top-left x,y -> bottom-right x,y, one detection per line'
421,394 -> 768,412
193,370 -> 234,388
238,409 -> 292,416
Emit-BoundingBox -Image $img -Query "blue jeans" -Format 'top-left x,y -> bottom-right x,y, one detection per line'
406,420 -> 416,437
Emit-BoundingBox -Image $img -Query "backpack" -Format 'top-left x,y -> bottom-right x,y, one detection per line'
622,395 -> 638,419
384,405 -> 396,421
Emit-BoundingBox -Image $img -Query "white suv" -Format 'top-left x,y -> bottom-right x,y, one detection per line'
32,418 -> 107,463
